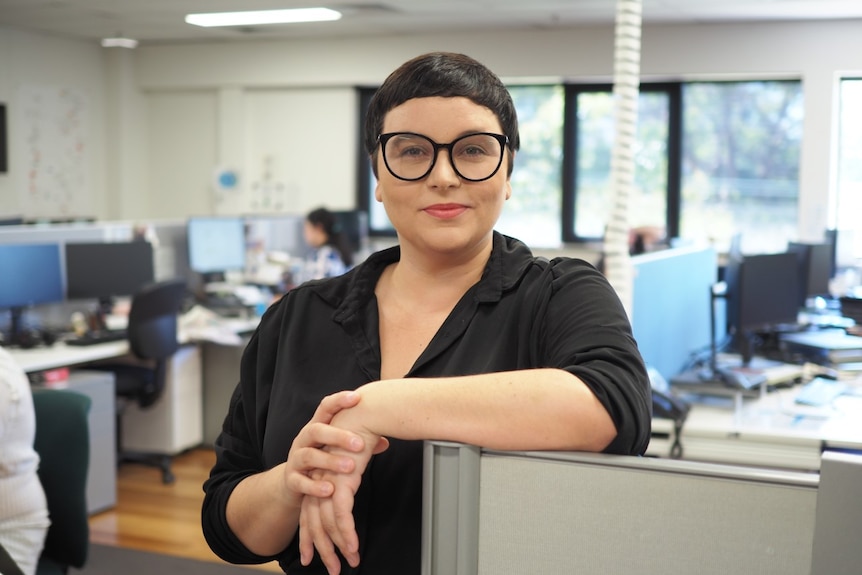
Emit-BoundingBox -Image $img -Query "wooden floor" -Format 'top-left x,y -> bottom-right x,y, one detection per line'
88,447 -> 282,573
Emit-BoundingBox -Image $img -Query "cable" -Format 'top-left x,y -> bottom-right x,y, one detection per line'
604,0 -> 643,318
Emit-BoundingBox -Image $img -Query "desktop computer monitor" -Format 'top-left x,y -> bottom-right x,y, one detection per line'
787,241 -> 833,306
244,214 -> 305,256
187,216 -> 247,282
728,251 -> 801,364
330,210 -> 369,256
65,241 -> 155,327
0,242 -> 65,344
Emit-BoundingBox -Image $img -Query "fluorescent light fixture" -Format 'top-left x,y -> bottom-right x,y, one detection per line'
101,37 -> 138,49
185,7 -> 342,28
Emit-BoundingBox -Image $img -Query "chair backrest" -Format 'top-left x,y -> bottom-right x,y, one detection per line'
127,278 -> 188,361
31,388 -> 91,572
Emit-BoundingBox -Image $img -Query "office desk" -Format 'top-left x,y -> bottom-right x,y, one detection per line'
9,338 -> 204,498
9,340 -> 130,373
660,385 -> 862,471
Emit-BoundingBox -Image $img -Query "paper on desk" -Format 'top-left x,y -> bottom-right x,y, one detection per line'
179,305 -> 243,346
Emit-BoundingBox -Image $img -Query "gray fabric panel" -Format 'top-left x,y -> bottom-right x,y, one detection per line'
477,454 -> 817,575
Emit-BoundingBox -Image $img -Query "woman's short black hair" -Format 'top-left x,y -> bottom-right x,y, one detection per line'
364,52 -> 520,178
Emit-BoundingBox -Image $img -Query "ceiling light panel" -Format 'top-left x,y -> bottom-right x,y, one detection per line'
185,7 -> 342,27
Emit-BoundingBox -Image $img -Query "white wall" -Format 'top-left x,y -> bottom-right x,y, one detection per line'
2,19 -> 861,240
0,27 -> 107,219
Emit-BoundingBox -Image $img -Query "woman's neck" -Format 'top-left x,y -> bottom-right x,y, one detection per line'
391,241 -> 490,296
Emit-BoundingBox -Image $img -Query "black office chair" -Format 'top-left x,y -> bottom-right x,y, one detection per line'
31,388 -> 91,575
94,278 -> 188,484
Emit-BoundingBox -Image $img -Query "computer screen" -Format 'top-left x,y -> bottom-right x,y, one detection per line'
727,251 -> 801,364
0,243 -> 64,341
736,252 -> 801,332
187,217 -> 246,276
331,210 -> 369,256
823,228 -> 838,277
244,214 -> 305,256
65,241 -> 155,301
787,241 -> 833,306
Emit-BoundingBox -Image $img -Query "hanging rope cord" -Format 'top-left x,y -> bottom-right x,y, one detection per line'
603,0 -> 643,320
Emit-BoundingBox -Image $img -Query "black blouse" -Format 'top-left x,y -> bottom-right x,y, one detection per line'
202,232 -> 652,574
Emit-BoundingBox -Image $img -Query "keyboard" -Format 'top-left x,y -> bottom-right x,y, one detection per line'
794,377 -> 847,407
65,329 -> 128,346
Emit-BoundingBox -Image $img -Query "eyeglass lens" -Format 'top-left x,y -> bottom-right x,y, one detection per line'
382,133 -> 505,182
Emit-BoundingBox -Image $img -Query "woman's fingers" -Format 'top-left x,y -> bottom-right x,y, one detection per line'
301,494 -> 344,575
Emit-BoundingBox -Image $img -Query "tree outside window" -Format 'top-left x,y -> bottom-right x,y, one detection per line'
680,81 -> 803,254
497,85 -> 564,247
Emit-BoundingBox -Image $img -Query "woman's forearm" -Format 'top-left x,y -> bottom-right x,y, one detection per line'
338,368 -> 617,452
226,464 -> 301,556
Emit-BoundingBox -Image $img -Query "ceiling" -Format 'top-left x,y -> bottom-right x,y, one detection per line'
0,0 -> 861,46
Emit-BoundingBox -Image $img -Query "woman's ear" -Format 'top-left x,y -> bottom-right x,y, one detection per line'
374,177 -> 385,203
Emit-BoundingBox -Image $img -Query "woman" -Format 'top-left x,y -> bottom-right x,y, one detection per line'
202,52 -> 652,575
0,346 -> 50,575
299,207 -> 354,282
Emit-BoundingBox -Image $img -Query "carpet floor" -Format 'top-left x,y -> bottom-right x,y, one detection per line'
70,544 -> 268,574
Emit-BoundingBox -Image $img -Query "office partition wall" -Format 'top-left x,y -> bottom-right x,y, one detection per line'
631,245 -> 718,381
422,442 -> 825,575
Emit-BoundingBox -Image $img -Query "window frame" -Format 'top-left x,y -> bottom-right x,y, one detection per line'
562,82 -> 681,243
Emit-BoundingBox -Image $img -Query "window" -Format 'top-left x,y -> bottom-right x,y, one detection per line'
358,79 -> 804,255
496,85 -> 563,247
834,78 -> 862,268
565,84 -> 675,242
357,88 -> 393,235
680,81 -> 803,254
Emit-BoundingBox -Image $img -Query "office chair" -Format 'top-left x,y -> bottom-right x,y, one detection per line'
93,278 -> 188,484
31,388 -> 91,575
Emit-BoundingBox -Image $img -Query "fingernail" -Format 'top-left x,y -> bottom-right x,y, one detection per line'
350,437 -> 363,450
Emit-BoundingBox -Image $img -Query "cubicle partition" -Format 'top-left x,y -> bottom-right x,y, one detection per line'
631,245 -> 720,383
422,442 -> 862,575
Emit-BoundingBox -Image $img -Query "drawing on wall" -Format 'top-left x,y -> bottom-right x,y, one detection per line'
248,154 -> 293,212
18,85 -> 90,217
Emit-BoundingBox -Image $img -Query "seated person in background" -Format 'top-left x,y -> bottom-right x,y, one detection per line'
299,207 -> 355,283
0,345 -> 50,575
629,225 -> 667,255
596,224 -> 668,273
202,51 -> 652,575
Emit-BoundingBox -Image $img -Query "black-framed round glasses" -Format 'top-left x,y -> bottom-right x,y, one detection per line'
377,132 -> 509,182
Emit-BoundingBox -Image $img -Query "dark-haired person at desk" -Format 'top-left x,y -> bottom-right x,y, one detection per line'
202,52 -> 652,575
0,346 -> 49,575
298,207 -> 355,283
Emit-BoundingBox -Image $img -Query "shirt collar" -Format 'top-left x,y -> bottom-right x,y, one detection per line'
320,231 -> 536,321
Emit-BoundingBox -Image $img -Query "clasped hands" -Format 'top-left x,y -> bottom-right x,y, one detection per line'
290,390 -> 387,575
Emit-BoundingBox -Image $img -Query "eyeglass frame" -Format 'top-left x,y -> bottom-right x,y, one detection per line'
376,131 -> 510,182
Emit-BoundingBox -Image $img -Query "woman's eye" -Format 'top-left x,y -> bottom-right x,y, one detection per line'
461,145 -> 487,156
401,146 -> 427,157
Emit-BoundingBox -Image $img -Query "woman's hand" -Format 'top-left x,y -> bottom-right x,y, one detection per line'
281,391 -> 369,510
226,390 -> 373,558
298,408 -> 387,574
